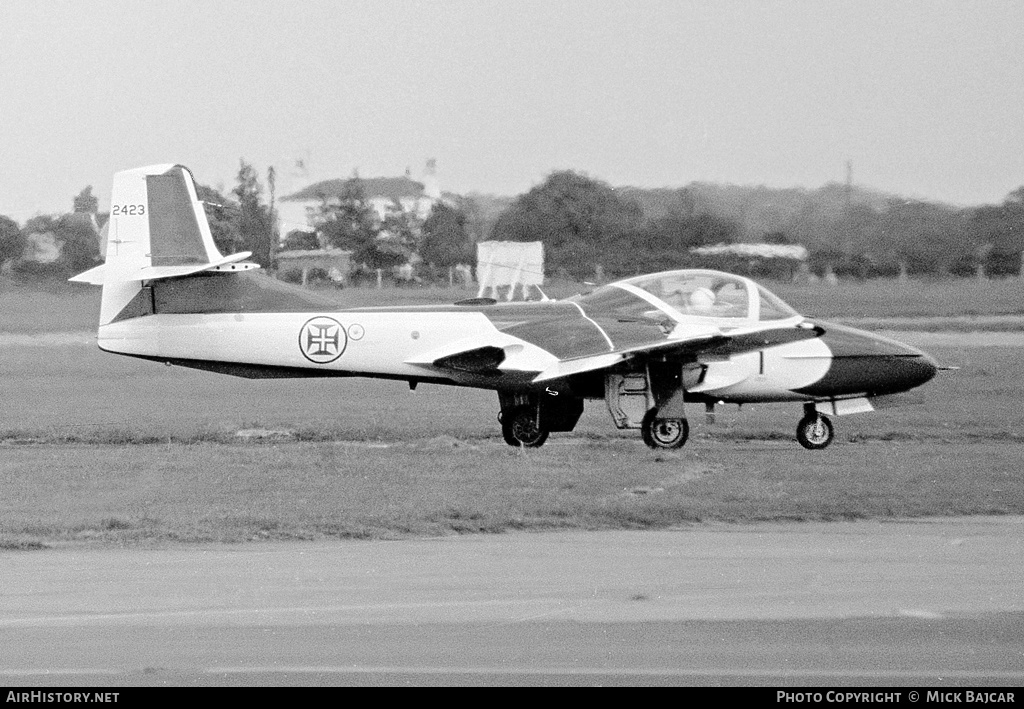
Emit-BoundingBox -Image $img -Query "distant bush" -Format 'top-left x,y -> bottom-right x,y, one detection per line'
278,269 -> 304,284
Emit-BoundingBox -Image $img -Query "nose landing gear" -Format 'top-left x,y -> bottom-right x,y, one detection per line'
797,404 -> 834,450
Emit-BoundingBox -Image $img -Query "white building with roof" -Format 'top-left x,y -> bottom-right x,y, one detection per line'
277,159 -> 445,235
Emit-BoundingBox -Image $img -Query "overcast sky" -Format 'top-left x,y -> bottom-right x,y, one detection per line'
2,0 -> 1023,220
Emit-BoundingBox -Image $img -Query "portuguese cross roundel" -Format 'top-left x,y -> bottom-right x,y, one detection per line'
299,316 -> 347,364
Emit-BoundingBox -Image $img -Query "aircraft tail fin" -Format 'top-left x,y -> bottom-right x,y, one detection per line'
70,164 -> 258,325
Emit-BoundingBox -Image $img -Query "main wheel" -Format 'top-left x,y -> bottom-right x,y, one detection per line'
501,406 -> 549,448
796,413 -> 834,450
641,408 -> 689,450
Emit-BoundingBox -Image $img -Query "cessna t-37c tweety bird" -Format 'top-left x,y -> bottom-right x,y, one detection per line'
72,164 -> 939,450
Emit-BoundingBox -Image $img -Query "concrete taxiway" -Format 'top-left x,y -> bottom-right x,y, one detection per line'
1,518 -> 1022,686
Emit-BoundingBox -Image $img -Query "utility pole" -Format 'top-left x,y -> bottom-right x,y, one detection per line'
267,165 -> 276,274
844,160 -> 853,258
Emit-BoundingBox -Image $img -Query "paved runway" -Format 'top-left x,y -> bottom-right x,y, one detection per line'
2,518 -> 1023,686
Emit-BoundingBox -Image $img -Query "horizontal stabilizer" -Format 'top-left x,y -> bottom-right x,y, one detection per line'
70,252 -> 257,284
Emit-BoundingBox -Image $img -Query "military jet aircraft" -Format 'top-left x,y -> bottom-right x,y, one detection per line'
72,164 -> 939,450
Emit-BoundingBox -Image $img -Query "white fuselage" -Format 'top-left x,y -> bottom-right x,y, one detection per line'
98,309 -> 833,402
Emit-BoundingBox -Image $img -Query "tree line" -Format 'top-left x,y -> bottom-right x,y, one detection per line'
0,186 -> 104,278
268,167 -> 1024,282
3,160 -> 1023,283
488,173 -> 1024,281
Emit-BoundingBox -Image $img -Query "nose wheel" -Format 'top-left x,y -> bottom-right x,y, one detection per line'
796,411 -> 834,450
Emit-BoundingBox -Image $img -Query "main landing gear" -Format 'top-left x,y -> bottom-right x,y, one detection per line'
796,404 -> 834,450
498,391 -> 585,448
640,408 -> 689,450
501,406 -> 549,448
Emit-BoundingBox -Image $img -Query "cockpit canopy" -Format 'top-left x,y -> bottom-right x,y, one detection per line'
575,269 -> 800,326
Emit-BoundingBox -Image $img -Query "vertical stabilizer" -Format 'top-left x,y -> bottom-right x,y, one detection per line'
101,164 -> 178,325
70,164 -> 251,325
100,163 -> 225,271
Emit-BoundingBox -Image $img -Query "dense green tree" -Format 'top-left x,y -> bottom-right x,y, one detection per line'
13,214 -> 99,277
233,160 -> 275,269
619,186 -> 697,222
784,199 -> 846,257
55,213 -> 101,273
967,187 -> 1024,276
453,193 -> 513,243
372,206 -> 418,270
642,211 -> 738,250
874,200 -> 973,276
0,214 -> 23,265
72,186 -> 98,214
196,184 -> 244,256
491,170 -> 643,278
280,229 -> 320,251
311,176 -> 412,270
314,177 -> 377,253
419,203 -> 472,270
14,215 -> 59,277
623,211 -> 741,275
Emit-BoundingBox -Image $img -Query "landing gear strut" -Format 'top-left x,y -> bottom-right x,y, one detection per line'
641,408 -> 689,450
796,405 -> 834,450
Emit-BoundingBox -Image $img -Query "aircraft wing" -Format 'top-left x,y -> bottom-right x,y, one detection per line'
530,319 -> 823,383
410,310 -> 822,385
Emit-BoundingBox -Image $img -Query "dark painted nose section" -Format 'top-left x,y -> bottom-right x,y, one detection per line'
793,322 -> 938,398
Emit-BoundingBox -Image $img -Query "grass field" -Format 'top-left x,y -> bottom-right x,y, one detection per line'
2,438 -> 1021,548
3,273 -> 1024,332
1,276 -> 1022,548
770,276 -> 1024,319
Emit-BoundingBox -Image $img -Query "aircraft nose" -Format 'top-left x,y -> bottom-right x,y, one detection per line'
889,348 -> 939,392
794,323 -> 939,398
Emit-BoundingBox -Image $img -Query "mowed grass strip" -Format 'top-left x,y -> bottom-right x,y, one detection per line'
1,437 -> 1021,548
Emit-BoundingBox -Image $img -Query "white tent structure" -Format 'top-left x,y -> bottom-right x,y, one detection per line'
475,241 -> 545,301
689,243 -> 809,260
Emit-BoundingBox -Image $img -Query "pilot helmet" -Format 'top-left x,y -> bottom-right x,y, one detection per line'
689,286 -> 715,310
